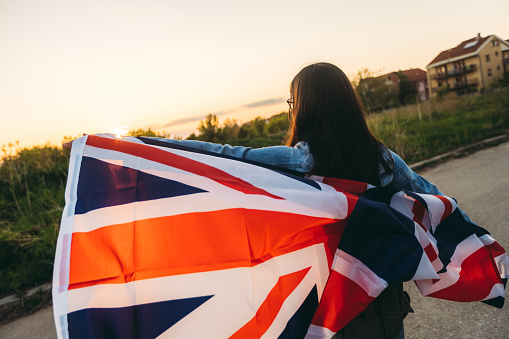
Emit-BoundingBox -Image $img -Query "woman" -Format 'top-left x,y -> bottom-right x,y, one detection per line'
64,62 -> 449,338
145,63 -> 449,338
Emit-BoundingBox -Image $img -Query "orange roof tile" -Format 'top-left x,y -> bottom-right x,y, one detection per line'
400,68 -> 427,82
427,35 -> 491,67
381,68 -> 427,83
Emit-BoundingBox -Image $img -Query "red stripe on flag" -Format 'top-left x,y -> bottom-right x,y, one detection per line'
321,178 -> 365,217
229,267 -> 311,339
428,247 -> 502,301
68,209 -> 344,290
86,135 -> 283,200
322,177 -> 368,195
484,241 -> 506,257
435,195 -> 453,223
423,243 -> 438,262
411,200 -> 428,232
310,270 -> 376,333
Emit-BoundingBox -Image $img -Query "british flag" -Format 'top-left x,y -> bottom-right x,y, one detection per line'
53,134 -> 508,339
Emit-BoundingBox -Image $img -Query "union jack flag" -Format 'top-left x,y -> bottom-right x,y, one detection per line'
53,134 -> 508,339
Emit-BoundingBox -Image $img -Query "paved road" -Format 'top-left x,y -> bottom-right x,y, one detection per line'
1,142 -> 508,338
404,141 -> 509,339
0,306 -> 54,339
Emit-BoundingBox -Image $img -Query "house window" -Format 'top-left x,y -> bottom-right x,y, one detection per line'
488,68 -> 492,77
486,54 -> 490,62
497,65 -> 500,71
495,51 -> 499,57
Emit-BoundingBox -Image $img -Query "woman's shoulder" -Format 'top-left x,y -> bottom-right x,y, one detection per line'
386,149 -> 441,195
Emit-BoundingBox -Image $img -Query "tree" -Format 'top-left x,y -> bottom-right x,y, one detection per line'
353,68 -> 397,113
128,127 -> 170,138
397,71 -> 416,105
217,119 -> 240,143
350,68 -> 382,89
197,114 -> 220,142
266,112 -> 290,135
187,112 -> 290,146
437,85 -> 451,99
250,116 -> 267,138
237,124 -> 250,139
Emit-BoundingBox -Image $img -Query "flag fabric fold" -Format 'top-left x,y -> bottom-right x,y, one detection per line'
53,134 -> 508,339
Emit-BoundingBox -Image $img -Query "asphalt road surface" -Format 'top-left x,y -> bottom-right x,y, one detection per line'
404,141 -> 509,339
1,142 -> 508,339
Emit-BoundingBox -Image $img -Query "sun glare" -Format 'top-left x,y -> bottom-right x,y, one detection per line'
109,125 -> 129,138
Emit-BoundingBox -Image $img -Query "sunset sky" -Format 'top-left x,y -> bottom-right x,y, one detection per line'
1,0 -> 508,149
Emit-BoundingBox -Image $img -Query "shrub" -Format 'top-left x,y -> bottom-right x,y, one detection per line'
0,145 -> 69,294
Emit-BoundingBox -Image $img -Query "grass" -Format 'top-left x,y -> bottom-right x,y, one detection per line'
0,145 -> 68,295
368,88 -> 509,163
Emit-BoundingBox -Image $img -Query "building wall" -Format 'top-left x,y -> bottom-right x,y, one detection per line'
477,37 -> 505,89
427,55 -> 482,95
381,70 -> 429,101
416,81 -> 428,101
503,50 -> 509,73
427,36 -> 508,96
463,55 -> 482,91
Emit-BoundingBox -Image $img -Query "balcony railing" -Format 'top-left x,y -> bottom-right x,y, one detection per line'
430,79 -> 479,94
453,78 -> 479,90
431,64 -> 477,80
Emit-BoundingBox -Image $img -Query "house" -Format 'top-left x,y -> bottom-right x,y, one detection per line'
426,33 -> 509,96
356,68 -> 429,112
383,68 -> 429,101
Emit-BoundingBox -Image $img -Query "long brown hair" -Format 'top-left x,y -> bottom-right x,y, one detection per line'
286,62 -> 389,185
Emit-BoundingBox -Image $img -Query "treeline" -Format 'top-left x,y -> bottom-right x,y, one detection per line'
186,112 -> 290,147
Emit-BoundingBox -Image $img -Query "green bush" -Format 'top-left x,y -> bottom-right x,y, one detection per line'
0,145 -> 69,294
368,88 -> 509,163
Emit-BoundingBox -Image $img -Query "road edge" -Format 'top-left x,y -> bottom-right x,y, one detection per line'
409,134 -> 509,172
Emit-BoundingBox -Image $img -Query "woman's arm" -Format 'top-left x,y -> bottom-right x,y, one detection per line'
389,151 -> 441,195
143,137 -> 315,173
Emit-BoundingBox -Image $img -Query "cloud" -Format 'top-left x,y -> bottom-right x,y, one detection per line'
159,97 -> 285,129
244,97 -> 285,108
162,116 -> 207,127
161,111 -> 231,128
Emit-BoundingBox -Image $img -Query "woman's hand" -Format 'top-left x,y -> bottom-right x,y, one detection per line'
62,141 -> 73,149
62,134 -> 87,149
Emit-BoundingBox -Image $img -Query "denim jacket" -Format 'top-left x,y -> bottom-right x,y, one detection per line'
146,137 -> 441,194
